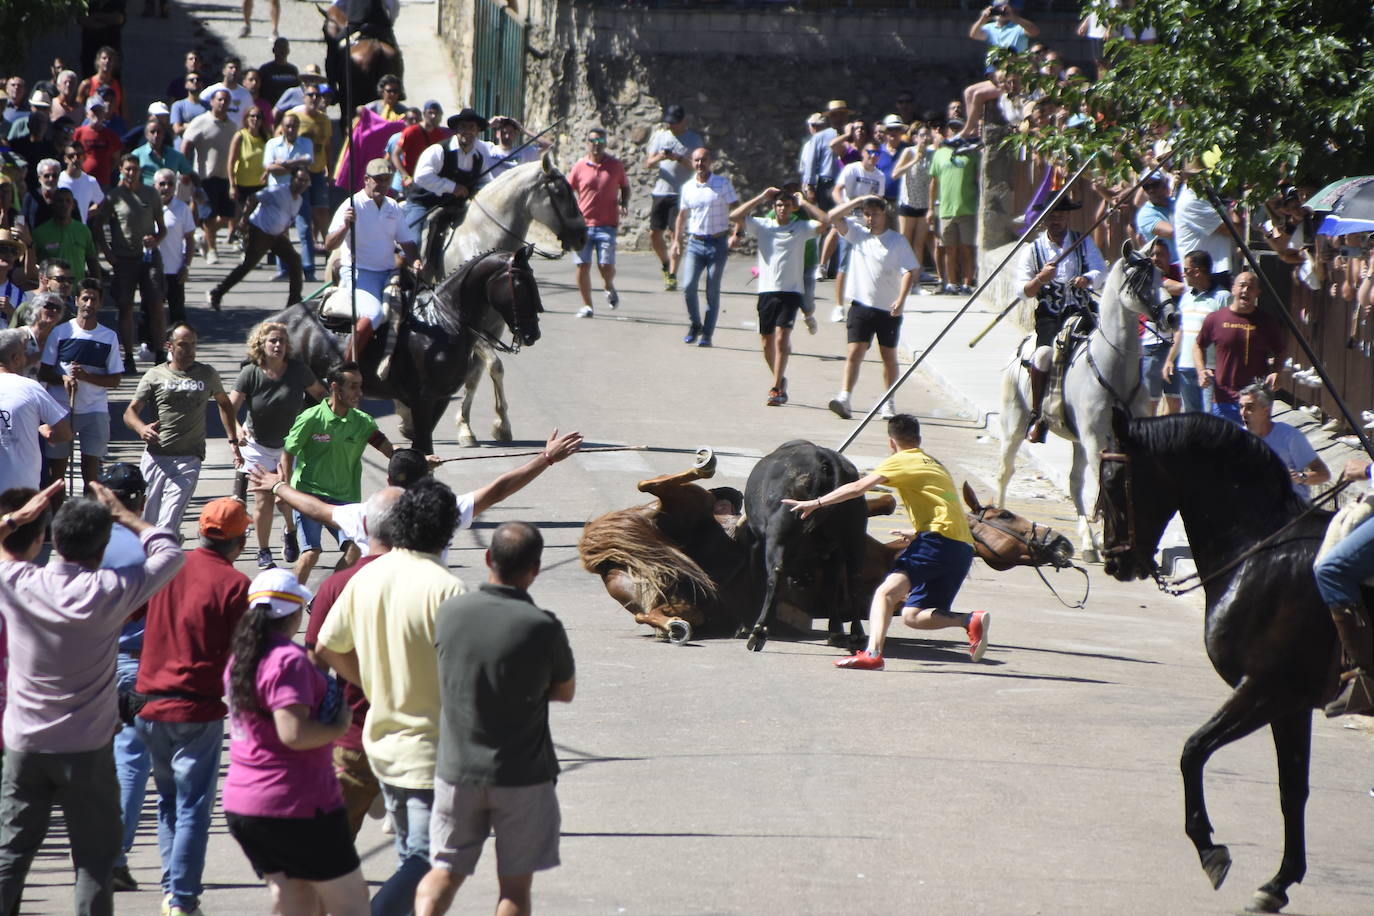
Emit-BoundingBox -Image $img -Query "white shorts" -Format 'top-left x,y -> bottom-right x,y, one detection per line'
239,438 -> 282,474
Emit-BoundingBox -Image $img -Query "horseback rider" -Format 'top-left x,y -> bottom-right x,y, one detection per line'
323,157 -> 421,366
406,107 -> 495,266
1012,197 -> 1106,442
1312,457 -> 1374,717
326,0 -> 399,38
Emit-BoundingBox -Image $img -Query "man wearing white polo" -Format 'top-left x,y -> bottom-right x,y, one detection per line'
325,158 -> 422,364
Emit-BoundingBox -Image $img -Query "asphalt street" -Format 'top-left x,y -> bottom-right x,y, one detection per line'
15,1 -> 1374,913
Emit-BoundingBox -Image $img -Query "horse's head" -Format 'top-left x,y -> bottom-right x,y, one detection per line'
1098,406 -> 1174,582
488,245 -> 542,348
1111,241 -> 1175,332
962,482 -> 1073,571
529,151 -> 587,252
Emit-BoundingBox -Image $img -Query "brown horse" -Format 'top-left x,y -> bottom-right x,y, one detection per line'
580,458 -> 1075,644
321,1 -> 403,133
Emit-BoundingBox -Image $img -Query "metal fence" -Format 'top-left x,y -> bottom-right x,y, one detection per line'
473,0 -> 526,122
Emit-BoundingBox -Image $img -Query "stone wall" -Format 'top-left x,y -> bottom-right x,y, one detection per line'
438,0 -> 1090,249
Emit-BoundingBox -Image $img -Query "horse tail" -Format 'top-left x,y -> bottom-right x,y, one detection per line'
579,507 -> 719,608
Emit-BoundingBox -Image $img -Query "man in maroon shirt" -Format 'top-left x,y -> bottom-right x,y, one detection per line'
567,127 -> 630,319
303,486 -> 402,835
1193,271 -> 1285,426
134,497 -> 250,916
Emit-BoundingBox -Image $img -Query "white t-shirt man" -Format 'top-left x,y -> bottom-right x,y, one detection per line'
333,490 -> 476,558
843,220 -> 919,310
1176,284 -> 1231,370
328,192 -> 416,271
747,216 -> 819,295
0,372 -> 69,490
199,83 -> 254,125
41,320 -> 124,415
1175,183 -> 1232,275
158,197 -> 195,275
836,161 -> 885,203
58,170 -> 104,224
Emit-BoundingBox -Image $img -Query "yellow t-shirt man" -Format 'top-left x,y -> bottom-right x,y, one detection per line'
316,548 -> 466,789
289,105 -> 334,175
874,448 -> 974,546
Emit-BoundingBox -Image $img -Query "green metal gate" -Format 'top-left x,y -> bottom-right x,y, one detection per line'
473,0 -> 526,122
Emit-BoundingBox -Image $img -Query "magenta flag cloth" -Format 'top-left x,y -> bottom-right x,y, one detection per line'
334,107 -> 406,191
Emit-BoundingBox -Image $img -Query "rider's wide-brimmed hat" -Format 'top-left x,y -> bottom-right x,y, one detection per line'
825,99 -> 854,115
446,107 -> 489,131
1031,197 -> 1083,214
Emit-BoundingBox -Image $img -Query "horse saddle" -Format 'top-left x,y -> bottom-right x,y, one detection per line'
420,202 -> 467,283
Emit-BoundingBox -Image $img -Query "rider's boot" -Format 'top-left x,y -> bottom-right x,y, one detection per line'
1025,366 -> 1049,444
1324,603 -> 1374,717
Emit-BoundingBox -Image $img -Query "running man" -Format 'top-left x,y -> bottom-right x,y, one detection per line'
782,413 -> 988,669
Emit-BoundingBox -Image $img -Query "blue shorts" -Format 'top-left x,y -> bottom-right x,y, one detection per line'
573,225 -> 617,266
295,496 -> 350,553
892,531 -> 974,611
1141,344 -> 1179,398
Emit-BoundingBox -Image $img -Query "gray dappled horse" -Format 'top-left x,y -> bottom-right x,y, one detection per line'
427,153 -> 586,447
997,243 -> 1173,561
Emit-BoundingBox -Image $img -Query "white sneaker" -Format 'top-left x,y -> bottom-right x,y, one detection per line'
205,249 -> 218,265
137,343 -> 155,363
878,400 -> 896,419
829,305 -> 846,323
804,313 -> 818,335
828,392 -> 852,420
575,306 -> 593,318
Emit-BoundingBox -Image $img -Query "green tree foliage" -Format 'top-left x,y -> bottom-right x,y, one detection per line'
1008,0 -> 1374,202
0,1 -> 91,73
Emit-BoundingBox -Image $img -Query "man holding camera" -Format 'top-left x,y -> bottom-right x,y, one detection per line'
730,184 -> 830,406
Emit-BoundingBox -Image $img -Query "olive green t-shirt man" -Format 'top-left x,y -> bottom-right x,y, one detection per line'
132,361 -> 226,459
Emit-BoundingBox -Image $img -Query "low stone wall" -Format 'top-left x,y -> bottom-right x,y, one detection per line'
437,0 -> 1088,250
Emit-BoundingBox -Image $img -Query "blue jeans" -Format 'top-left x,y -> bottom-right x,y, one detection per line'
371,783 -> 433,916
402,200 -> 428,240
295,195 -> 317,274
1315,512 -> 1374,607
114,653 -> 149,869
1211,400 -> 1242,426
1176,367 -> 1208,413
134,719 -> 224,911
680,234 -> 730,340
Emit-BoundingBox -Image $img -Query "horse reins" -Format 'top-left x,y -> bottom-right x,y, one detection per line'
969,511 -> 1091,609
1099,448 -> 1352,597
469,181 -> 570,261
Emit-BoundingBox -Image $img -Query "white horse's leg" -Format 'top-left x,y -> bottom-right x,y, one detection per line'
456,350 -> 485,448
1067,441 -> 1100,563
997,366 -> 1029,507
1077,426 -> 1107,561
488,355 -> 512,442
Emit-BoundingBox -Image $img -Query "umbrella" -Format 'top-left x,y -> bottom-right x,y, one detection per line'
1307,175 -> 1374,212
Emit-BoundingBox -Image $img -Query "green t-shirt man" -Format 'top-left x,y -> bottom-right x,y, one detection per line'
283,400 -> 377,503
929,146 -> 979,220
132,362 -> 226,459
31,219 -> 97,281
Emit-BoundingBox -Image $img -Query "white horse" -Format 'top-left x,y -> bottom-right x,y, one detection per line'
996,243 -> 1173,561
431,152 -> 587,446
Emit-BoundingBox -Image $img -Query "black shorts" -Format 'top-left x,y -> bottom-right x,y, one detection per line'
226,807 -> 361,882
812,179 -> 836,211
1034,313 -> 1059,349
897,204 -> 928,218
846,302 -> 902,348
202,176 -> 234,218
757,291 -> 802,334
649,195 -> 679,232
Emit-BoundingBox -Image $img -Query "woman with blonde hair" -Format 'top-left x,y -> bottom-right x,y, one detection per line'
229,321 -> 327,568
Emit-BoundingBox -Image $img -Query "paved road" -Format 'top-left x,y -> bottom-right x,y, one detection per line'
16,1 -> 1374,913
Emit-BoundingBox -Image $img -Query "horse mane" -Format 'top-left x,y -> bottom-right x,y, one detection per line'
579,507 -> 719,608
1127,412 -> 1309,518
471,160 -> 549,207
426,248 -> 509,337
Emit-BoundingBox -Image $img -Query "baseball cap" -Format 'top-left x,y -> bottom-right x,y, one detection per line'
365,157 -> 395,177
422,99 -> 442,112
85,96 -> 106,112
247,569 -> 313,619
662,104 -> 686,125
199,497 -> 251,539
806,112 -> 827,126
147,101 -> 171,117
98,462 -> 145,496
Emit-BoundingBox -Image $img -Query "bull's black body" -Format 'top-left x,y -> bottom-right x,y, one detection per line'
739,440 -> 870,651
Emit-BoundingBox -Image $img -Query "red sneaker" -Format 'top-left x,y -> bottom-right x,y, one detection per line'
968,611 -> 991,661
834,650 -> 884,670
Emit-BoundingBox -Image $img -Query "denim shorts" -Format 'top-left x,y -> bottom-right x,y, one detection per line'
295,495 -> 349,552
1141,344 -> 1179,398
573,225 -> 617,266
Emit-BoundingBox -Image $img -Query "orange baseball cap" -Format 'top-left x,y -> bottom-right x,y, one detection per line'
199,498 -> 250,539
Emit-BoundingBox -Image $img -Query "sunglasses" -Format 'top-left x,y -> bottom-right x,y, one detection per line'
40,303 -> 63,312
587,137 -> 606,144
47,275 -> 73,282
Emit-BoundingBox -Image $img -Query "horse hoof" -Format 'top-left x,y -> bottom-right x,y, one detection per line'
666,619 -> 692,645
693,447 -> 717,476
1245,890 -> 1287,913
733,625 -> 749,639
745,626 -> 767,652
1201,846 -> 1232,890
1081,547 -> 1100,564
492,422 -> 513,443
457,432 -> 479,448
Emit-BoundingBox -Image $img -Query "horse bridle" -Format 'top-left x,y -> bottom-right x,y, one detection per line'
969,508 -> 1089,609
469,176 -> 575,260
